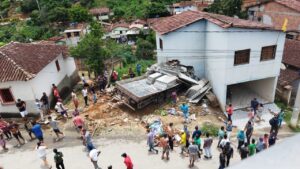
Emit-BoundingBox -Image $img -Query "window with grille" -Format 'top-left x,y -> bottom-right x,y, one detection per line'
0,88 -> 15,104
234,49 -> 250,65
159,38 -> 163,50
261,45 -> 276,61
55,60 -> 60,72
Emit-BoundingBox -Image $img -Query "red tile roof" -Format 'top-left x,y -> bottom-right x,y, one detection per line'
89,7 -> 110,15
279,68 -> 300,85
282,39 -> 300,68
0,42 -> 68,82
244,0 -> 300,12
151,11 -> 276,35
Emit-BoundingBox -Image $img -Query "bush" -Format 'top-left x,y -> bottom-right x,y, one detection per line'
201,122 -> 219,137
116,59 -> 155,79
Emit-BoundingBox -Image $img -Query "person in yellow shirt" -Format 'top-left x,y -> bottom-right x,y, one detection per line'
180,130 -> 187,154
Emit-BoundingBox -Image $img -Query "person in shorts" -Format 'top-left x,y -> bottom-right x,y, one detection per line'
24,117 -> 35,140
188,141 -> 198,168
160,134 -> 170,160
36,142 -> 52,169
9,121 -> 26,146
16,99 -> 28,118
73,114 -> 84,133
48,116 -> 64,141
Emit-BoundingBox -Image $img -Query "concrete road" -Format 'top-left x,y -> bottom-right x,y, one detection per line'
0,135 -> 241,169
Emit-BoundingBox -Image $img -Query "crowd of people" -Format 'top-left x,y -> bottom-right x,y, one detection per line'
0,66 -> 286,169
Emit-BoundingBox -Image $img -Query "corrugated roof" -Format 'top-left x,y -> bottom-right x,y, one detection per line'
151,11 -> 276,35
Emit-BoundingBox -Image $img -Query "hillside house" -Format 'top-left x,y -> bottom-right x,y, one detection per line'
152,11 -> 286,110
245,0 -> 300,33
0,42 -> 78,115
278,39 -> 300,106
89,7 -> 113,21
169,1 -> 198,15
63,23 -> 88,46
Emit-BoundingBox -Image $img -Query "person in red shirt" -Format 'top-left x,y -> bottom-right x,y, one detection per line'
226,104 -> 233,122
52,84 -> 61,102
121,153 -> 133,169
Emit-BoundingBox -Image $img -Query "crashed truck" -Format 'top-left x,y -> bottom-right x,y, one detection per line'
115,61 -> 217,110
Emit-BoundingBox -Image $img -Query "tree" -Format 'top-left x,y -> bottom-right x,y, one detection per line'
20,0 -> 38,13
48,7 -> 70,22
136,38 -> 155,60
147,2 -> 170,18
70,22 -> 108,74
80,0 -> 95,8
68,4 -> 92,22
205,0 -> 247,19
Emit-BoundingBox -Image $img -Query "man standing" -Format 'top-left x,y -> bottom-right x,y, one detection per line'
239,143 -> 249,160
81,73 -> 87,84
226,104 -> 233,122
147,129 -> 158,154
48,116 -> 64,141
248,139 -> 256,156
83,129 -> 95,152
82,86 -> 89,107
52,84 -> 61,102
237,130 -> 245,150
35,99 -> 44,122
219,149 -> 226,169
244,121 -> 253,144
160,134 -> 170,160
40,92 -> 50,115
203,133 -> 213,159
224,142 -> 234,167
188,141 -> 198,168
251,98 -> 259,115
136,63 -> 141,76
180,103 -> 189,123
53,148 -> 65,169
268,109 -> 279,137
89,148 -> 101,169
217,126 -> 225,148
73,114 -> 84,133
192,126 -> 202,140
16,99 -> 28,118
31,121 -> 44,142
121,153 -> 133,169
166,123 -> 174,151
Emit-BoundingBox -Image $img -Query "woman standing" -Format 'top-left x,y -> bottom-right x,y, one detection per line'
36,142 -> 52,169
71,90 -> 79,109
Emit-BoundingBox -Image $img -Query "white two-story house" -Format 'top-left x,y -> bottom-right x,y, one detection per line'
152,11 -> 286,110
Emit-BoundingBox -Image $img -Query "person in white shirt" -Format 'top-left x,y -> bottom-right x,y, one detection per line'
35,99 -> 44,121
82,87 -> 89,107
219,134 -> 230,149
36,142 -> 52,169
55,99 -> 69,118
89,148 -> 101,169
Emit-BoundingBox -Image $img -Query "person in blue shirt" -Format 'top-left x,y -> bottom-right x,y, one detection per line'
180,103 -> 189,123
237,130 -> 245,150
278,109 -> 284,128
31,121 -> 43,142
136,64 -> 142,76
192,126 -> 202,139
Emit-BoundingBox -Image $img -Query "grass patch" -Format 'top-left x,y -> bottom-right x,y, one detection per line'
275,99 -> 300,132
116,59 -> 155,79
201,122 -> 219,137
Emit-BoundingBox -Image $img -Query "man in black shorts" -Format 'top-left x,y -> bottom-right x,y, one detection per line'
48,116 -> 64,141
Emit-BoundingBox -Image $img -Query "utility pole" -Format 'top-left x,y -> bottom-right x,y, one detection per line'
291,82 -> 300,127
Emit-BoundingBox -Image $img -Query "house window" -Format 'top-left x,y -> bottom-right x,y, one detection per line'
234,49 -> 250,65
74,32 -> 80,37
261,45 -> 277,61
0,88 -> 15,104
159,38 -> 163,50
55,60 -> 60,72
120,31 -> 123,34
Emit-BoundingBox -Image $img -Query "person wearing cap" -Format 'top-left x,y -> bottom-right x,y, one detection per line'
121,153 -> 133,169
